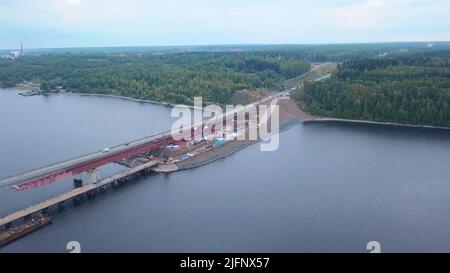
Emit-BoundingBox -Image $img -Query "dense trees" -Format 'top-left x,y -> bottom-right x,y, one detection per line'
2,43 -> 450,126
0,52 -> 310,105
296,51 -> 450,127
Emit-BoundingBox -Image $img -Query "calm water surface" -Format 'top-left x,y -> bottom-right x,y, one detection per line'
1,89 -> 450,253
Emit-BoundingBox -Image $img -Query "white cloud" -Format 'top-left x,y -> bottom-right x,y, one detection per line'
66,0 -> 81,6
367,0 -> 383,6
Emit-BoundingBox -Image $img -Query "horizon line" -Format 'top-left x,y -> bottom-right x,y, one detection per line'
1,40 -> 450,52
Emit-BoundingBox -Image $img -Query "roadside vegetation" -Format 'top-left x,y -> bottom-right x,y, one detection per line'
293,50 -> 450,127
0,52 -> 310,105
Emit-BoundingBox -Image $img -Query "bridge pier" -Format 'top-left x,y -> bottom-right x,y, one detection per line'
58,201 -> 66,211
87,168 -> 99,184
41,208 -> 48,216
74,175 -> 83,189
24,215 -> 31,221
73,195 -> 83,205
87,189 -> 97,199
112,179 -> 119,188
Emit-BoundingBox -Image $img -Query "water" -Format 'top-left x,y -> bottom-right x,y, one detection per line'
1,89 -> 450,253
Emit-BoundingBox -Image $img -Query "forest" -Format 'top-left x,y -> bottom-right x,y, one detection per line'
0,52 -> 310,105
293,50 -> 450,127
2,43 -> 450,126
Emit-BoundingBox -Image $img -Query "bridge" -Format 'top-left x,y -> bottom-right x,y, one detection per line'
0,96 -> 283,230
0,159 -> 161,228
0,96 -> 278,191
0,62 -> 326,192
0,132 -> 177,191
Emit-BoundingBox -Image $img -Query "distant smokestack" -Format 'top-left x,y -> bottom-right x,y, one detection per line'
20,43 -> 24,56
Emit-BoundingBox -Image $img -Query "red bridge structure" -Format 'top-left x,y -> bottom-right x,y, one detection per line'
0,132 -> 177,191
0,96 -> 278,192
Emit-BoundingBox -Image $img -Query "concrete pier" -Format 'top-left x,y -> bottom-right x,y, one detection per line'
58,202 -> 65,211
73,177 -> 83,188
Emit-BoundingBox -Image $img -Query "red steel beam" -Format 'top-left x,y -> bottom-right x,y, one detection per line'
16,136 -> 176,191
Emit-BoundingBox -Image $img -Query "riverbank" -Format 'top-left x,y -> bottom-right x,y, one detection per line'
43,92 -> 183,109
4,88 -> 211,112
291,96 -> 450,130
303,117 -> 450,131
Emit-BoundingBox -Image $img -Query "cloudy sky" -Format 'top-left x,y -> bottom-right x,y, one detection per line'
0,0 -> 449,49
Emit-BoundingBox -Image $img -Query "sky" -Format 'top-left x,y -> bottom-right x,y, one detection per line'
0,0 -> 449,49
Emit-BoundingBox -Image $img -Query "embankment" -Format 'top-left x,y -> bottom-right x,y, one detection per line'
172,98 -> 303,172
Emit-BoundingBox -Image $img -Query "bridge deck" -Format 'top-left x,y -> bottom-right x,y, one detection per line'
0,131 -> 167,189
0,160 -> 160,227
0,96 -> 278,191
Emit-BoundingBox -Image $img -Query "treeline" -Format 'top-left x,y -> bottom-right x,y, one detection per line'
294,51 -> 450,127
13,42 -> 450,62
0,52 -> 310,104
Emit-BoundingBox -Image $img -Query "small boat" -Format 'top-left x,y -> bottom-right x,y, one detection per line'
19,91 -> 39,97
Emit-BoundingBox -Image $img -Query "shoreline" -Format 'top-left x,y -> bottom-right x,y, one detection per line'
43,92 -> 207,110
293,102 -> 450,130
303,117 -> 450,130
4,87 -> 449,131
3,88 -> 211,112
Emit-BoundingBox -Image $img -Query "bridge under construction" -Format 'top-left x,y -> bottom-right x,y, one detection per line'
0,95 -> 283,231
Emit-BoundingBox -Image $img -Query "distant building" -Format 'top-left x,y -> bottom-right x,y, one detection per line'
1,51 -> 21,60
10,51 -> 20,60
0,43 -> 25,60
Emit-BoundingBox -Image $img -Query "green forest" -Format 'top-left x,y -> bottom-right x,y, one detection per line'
0,52 -> 310,105
293,50 -> 450,126
2,43 -> 450,126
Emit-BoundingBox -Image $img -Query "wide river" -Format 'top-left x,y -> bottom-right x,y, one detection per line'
1,89 -> 450,253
